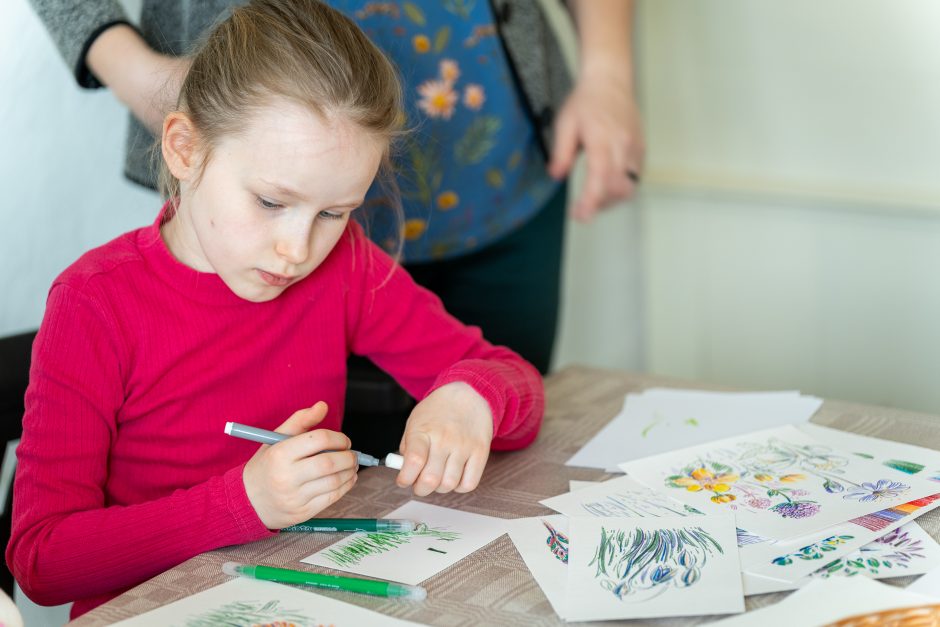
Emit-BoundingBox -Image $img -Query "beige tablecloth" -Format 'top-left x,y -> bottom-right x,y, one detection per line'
71,366 -> 940,626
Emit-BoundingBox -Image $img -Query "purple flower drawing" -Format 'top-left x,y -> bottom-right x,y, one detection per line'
843,479 -> 909,503
770,501 -> 821,519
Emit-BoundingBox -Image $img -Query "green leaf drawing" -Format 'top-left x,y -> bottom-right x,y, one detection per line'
183,600 -> 311,627
402,2 -> 426,26
434,26 -> 451,53
455,116 -> 501,165
322,524 -> 460,568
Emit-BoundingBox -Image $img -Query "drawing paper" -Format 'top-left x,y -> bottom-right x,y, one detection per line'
506,515 -> 570,619
301,501 -> 508,585
798,423 -> 940,483
621,425 -> 940,540
908,564 -> 940,598
543,475 -> 704,519
565,514 -> 744,621
740,492 -> 940,582
712,576 -> 936,626
743,522 -> 940,595
111,577 -> 422,626
567,388 -> 821,471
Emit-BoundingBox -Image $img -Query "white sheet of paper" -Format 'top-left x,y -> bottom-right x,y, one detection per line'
542,475 -> 704,519
301,501 -> 507,585
712,576 -> 936,626
569,480 -> 599,491
566,389 -> 822,471
111,577 -> 422,626
744,492 -> 940,582
620,425 -> 940,540
908,564 -> 940,598
744,522 -> 940,595
798,423 -> 940,483
565,514 -> 744,621
506,515 -> 570,619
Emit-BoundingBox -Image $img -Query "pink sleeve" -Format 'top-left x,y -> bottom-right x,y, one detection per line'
6,285 -> 273,606
342,225 -> 544,449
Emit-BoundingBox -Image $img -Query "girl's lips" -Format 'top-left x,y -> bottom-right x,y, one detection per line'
258,269 -> 294,286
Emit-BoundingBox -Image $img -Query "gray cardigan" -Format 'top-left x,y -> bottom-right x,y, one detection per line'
29,0 -> 572,191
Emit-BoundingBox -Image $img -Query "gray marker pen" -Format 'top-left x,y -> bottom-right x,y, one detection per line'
224,422 -> 403,469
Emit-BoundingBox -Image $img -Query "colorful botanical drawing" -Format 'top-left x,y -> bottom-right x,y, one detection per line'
849,493 -> 940,532
812,527 -> 927,578
771,535 -> 856,566
322,523 -> 460,568
589,526 -> 723,602
581,490 -> 703,519
543,520 -> 569,564
735,528 -> 768,547
664,436 -> 912,519
882,459 -> 926,475
182,600 -> 311,627
844,480 -> 910,502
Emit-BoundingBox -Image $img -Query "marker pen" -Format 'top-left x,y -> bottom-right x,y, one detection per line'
225,422 -> 404,469
223,562 -> 426,599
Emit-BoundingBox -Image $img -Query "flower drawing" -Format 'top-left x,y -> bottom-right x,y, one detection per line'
769,501 -> 820,519
844,479 -> 909,503
417,79 -> 458,119
771,534 -> 855,566
543,520 -> 569,564
590,526 -> 723,602
668,467 -> 739,496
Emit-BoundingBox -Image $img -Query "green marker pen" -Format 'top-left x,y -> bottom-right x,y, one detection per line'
223,562 -> 427,600
283,518 -> 416,533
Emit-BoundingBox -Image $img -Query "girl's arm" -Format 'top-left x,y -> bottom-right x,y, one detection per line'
6,285 -> 273,606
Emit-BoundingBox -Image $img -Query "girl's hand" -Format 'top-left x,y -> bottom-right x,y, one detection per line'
242,402 -> 358,529
396,383 -> 494,496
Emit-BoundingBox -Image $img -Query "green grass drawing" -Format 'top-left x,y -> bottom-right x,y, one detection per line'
322,523 -> 460,568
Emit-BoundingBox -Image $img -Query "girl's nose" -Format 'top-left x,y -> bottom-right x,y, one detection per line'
275,227 -> 312,264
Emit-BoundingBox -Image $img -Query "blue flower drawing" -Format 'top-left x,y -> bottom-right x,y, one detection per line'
843,479 -> 909,502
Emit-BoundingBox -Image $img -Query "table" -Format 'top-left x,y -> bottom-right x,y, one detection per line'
72,366 -> 940,626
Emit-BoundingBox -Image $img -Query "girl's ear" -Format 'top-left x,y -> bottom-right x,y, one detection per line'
162,112 -> 199,182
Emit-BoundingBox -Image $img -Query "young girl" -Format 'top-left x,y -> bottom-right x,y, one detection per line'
7,0 -> 543,617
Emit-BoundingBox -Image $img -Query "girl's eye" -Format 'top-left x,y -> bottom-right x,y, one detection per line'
319,211 -> 344,220
257,196 -> 283,210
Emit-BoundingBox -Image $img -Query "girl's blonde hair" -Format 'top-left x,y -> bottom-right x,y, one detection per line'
159,0 -> 405,255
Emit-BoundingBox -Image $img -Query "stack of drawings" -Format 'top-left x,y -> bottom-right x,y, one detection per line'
511,388 -> 940,622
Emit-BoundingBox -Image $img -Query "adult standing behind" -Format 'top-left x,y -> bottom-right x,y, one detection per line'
28,0 -> 644,446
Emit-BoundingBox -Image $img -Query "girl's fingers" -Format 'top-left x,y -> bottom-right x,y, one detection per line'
396,431 -> 431,489
455,449 -> 489,493
413,445 -> 449,497
297,467 -> 359,502
291,450 -> 358,484
297,472 -> 358,521
435,451 -> 467,494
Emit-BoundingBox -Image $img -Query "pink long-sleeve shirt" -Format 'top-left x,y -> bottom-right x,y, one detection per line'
8,211 -> 544,618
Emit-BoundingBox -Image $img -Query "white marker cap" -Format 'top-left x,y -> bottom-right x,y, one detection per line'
224,421 -> 234,435
384,453 -> 404,470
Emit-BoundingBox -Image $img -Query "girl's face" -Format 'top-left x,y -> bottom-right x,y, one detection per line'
163,99 -> 385,302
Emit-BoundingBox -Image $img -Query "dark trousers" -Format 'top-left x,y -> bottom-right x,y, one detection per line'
344,183 -> 567,454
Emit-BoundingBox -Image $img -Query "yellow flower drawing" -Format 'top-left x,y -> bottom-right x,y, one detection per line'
711,494 -> 736,504
779,474 -> 807,483
413,34 -> 431,53
463,84 -> 485,110
436,191 -> 459,210
439,59 -> 460,83
671,467 -> 740,494
417,79 -> 458,119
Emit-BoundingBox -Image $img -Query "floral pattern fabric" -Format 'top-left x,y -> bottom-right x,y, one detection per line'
331,1 -> 560,262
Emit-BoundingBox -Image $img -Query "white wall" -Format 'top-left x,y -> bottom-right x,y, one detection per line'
637,1 -> 940,413
1,0 -> 155,336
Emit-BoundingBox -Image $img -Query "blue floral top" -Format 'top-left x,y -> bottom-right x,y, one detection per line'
330,1 -> 561,263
